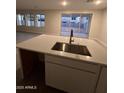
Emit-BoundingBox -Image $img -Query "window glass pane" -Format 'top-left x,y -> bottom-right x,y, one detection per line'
35,14 -> 41,27
70,14 -> 80,32
61,14 -> 71,32
16,14 -> 22,26
35,14 -> 45,27
80,16 -> 89,34
21,15 -> 25,26
25,14 -> 35,27
25,14 -> 31,26
61,14 -> 71,36
30,14 -> 35,26
16,14 -> 25,26
40,15 -> 45,27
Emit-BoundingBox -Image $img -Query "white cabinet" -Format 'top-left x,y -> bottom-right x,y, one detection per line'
45,54 -> 100,93
95,66 -> 107,93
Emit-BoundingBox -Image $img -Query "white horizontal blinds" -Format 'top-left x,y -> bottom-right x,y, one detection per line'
61,13 -> 92,38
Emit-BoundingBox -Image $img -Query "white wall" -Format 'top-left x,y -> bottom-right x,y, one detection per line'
89,9 -> 107,46
89,10 -> 103,39
44,10 -> 61,35
98,9 -> 107,46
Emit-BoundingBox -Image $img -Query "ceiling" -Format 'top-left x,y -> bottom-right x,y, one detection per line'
16,0 -> 107,10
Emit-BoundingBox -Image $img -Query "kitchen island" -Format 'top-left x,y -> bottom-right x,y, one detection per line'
17,34 -> 106,65
16,34 -> 107,93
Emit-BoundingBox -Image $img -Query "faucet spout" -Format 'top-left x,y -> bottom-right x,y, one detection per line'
69,29 -> 74,44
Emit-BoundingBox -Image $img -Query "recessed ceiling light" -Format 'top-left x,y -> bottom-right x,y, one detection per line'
62,1 -> 67,6
95,0 -> 102,5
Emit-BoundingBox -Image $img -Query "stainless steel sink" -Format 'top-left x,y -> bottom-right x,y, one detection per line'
51,42 -> 91,56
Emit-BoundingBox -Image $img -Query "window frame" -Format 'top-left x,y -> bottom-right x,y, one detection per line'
60,13 -> 92,38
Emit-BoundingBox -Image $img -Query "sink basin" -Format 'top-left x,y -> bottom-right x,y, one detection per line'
51,42 -> 91,56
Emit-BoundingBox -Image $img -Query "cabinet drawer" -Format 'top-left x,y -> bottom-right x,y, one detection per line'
45,62 -> 97,93
45,54 -> 99,74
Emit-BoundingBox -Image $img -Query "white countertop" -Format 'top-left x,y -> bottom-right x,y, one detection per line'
16,34 -> 107,65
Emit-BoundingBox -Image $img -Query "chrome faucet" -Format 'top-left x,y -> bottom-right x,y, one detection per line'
69,29 -> 74,44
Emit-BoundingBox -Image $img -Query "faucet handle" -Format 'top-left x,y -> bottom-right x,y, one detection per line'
71,29 -> 73,37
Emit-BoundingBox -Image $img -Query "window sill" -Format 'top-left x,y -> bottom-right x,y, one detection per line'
16,30 -> 43,34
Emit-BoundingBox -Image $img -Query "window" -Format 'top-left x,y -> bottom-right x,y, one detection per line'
35,14 -> 45,27
16,13 -> 45,28
25,14 -> 31,26
61,14 -> 71,32
61,14 -> 92,38
16,14 -> 25,26
25,14 -> 35,27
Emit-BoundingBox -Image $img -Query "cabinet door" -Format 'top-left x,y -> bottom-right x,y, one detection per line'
20,49 -> 39,78
95,67 -> 107,93
45,62 -> 97,93
16,48 -> 23,82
